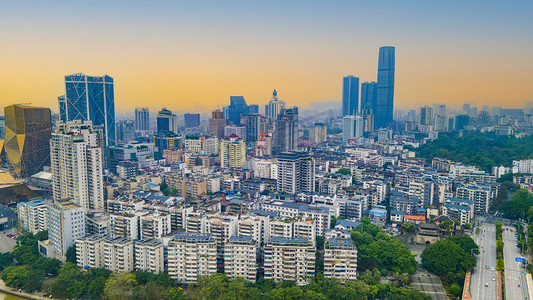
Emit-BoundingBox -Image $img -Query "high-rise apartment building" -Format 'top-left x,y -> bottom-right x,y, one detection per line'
209,109 -> 227,138
375,46 -> 395,129
76,234 -> 105,269
184,113 -> 200,128
220,134 -> 246,168
51,121 -> 104,211
48,200 -> 86,257
62,73 -> 116,146
342,76 -> 360,116
116,119 -> 135,142
134,239 -> 164,274
277,151 -> 315,194
157,108 -> 178,133
245,114 -> 269,142
3,104 -> 51,178
342,115 -> 364,142
167,233 -> 217,283
224,236 -> 257,282
419,106 -> 433,126
135,107 -> 150,131
263,237 -> 315,285
266,89 -> 286,119
225,96 -> 249,125
361,82 -> 377,112
17,198 -> 48,234
324,238 -> 358,282
274,107 -> 298,154
309,122 -> 327,143
103,237 -> 135,273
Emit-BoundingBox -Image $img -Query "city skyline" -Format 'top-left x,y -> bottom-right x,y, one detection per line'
1,1 -> 532,113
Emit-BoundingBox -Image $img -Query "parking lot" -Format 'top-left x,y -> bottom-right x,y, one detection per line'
0,229 -> 18,253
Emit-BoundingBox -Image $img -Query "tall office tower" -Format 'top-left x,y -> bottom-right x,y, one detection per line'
309,122 -> 327,143
209,109 -> 227,138
58,95 -> 67,122
62,73 -> 116,146
375,46 -> 395,129
274,107 -> 298,154
342,115 -> 364,142
0,116 -> 4,139
245,114 -> 269,142
266,89 -> 286,119
226,96 -> 249,125
362,105 -> 374,132
277,151 -> 315,194
342,76 -> 360,116
419,106 -> 433,126
455,114 -> 470,130
48,200 -> 86,257
51,120 -> 104,211
3,104 -> 51,178
433,104 -> 446,116
361,82 -> 377,111
184,113 -> 200,128
116,120 -> 135,142
156,108 -> 178,133
220,134 -> 246,168
463,103 -> 471,115
135,107 -> 150,131
248,105 -> 259,114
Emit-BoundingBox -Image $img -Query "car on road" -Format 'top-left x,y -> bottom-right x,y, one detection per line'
485,265 -> 490,269
492,277 -> 495,281
485,282 -> 489,287
491,267 -> 495,271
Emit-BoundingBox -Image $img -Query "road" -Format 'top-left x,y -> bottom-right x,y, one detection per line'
470,223 -> 497,300
502,226 -> 527,300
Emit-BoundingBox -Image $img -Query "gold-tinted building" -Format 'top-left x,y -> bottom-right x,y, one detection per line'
4,105 -> 51,178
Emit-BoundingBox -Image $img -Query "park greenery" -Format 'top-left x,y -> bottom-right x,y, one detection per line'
414,131 -> 533,172
499,188 -> 533,220
420,236 -> 477,297
350,217 -> 418,275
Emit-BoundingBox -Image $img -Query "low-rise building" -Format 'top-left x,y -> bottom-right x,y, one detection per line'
17,198 -> 48,234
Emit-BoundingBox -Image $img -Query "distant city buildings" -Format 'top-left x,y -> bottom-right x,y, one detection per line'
135,107 -> 150,132
375,46 -> 395,128
157,108 -> 178,133
266,89 -> 285,119
208,109 -> 227,138
225,96 -> 249,125
343,115 -> 364,142
274,107 -> 298,154
184,113 -> 200,128
342,75 -> 360,116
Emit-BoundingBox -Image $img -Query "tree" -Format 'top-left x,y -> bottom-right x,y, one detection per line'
160,182 -> 168,192
88,276 -> 107,299
500,189 -> 533,219
421,240 -> 476,286
0,252 -> 13,271
448,283 -> 462,298
463,223 -> 472,230
170,188 -> 178,196
104,272 -> 138,300
1,265 -> 29,289
168,287 -> 185,300
335,168 -> 351,175
51,262 -> 80,298
447,236 -> 479,256
402,222 -> 415,233
199,273 -> 229,299
268,286 -> 304,300
66,245 -> 77,263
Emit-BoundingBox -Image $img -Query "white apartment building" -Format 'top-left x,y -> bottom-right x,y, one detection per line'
48,201 -> 86,257
269,220 -> 293,238
342,115 -> 364,142
238,215 -> 270,247
224,236 -> 257,282
220,134 -> 246,168
456,184 -> 493,215
184,136 -> 219,155
513,159 -> 533,174
17,198 -> 48,234
76,234 -> 105,269
293,219 -> 316,246
264,237 -> 315,285
50,120 -> 104,210
103,237 -> 134,273
110,213 -> 140,240
167,233 -> 217,283
134,239 -> 164,274
140,213 -> 171,240
324,238 -> 358,282
203,216 -> 239,246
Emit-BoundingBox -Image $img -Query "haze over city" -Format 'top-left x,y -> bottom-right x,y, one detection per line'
1,0 -> 532,113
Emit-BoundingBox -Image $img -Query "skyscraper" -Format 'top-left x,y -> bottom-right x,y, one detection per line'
245,114 -> 269,142
419,106 -> 433,126
342,115 -> 364,142
3,104 -> 51,178
274,107 -> 298,154
157,108 -> 178,133
116,119 -> 135,142
135,107 -> 150,131
209,109 -> 227,138
248,105 -> 259,114
62,73 -> 116,146
375,46 -> 395,129
361,82 -> 377,112
226,96 -> 249,125
184,113 -> 201,128
342,76 -> 360,116
276,151 -> 315,194
266,89 -> 286,119
51,120 -> 104,211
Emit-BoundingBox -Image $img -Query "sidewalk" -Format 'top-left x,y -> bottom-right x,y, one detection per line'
0,279 -> 52,300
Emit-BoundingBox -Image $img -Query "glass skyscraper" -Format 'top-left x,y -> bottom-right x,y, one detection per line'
61,73 -> 116,146
342,76 -> 360,116
226,96 -> 249,125
375,46 -> 395,129
361,82 -> 377,112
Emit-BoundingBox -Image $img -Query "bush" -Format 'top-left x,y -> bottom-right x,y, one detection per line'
497,259 -> 505,271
